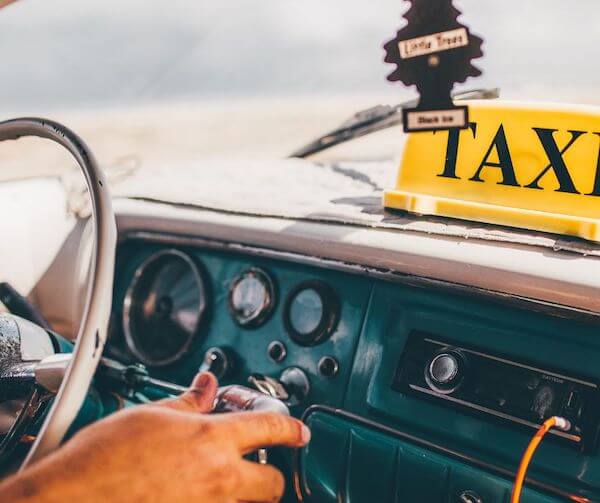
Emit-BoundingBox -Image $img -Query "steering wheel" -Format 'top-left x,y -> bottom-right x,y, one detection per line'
0,118 -> 116,471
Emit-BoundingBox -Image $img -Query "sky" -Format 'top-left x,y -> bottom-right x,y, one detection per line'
0,0 -> 598,113
1,0 -> 598,297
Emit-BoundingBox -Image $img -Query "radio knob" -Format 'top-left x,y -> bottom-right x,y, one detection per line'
426,351 -> 465,394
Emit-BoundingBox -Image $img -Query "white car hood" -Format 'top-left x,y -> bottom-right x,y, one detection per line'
105,158 -> 600,258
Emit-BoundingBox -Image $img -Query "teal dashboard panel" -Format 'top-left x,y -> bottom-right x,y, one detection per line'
110,240 -> 371,412
109,239 -> 600,502
343,282 -> 600,500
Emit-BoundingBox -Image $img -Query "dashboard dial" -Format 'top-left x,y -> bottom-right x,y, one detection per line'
425,350 -> 467,394
123,249 -> 207,367
229,268 -> 275,328
284,280 -> 340,346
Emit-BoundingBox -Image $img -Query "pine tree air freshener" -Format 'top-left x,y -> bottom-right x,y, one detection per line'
384,0 -> 484,133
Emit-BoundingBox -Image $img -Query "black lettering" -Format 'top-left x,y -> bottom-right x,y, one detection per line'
525,128 -> 584,194
469,124 -> 520,186
438,122 -> 477,179
586,133 -> 600,196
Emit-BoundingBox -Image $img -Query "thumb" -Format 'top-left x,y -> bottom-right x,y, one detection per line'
159,372 -> 218,413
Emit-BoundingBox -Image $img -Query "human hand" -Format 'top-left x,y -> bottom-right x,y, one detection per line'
1,372 -> 310,503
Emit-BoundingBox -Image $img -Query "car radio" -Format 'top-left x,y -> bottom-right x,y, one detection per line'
393,333 -> 600,452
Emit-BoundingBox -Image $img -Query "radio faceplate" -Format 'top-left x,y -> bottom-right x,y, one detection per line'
393,333 -> 600,452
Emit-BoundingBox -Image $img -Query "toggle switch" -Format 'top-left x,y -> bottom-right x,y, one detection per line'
199,347 -> 235,380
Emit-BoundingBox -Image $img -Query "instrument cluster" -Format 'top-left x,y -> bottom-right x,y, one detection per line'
122,250 -> 341,368
111,242 -> 368,409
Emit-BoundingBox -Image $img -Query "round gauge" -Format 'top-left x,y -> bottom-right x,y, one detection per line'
123,249 -> 207,367
283,280 -> 340,346
229,268 -> 275,328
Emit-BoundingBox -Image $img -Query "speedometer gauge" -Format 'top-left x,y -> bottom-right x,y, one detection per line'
229,268 -> 275,328
123,249 -> 207,367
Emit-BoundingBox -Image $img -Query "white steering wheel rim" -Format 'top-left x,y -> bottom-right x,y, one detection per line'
0,118 -> 117,470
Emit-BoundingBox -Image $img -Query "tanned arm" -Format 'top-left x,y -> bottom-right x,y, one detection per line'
0,373 -> 310,502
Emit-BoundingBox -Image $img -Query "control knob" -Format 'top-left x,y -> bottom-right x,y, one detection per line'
248,367 -> 310,407
199,347 -> 235,380
425,350 -> 466,394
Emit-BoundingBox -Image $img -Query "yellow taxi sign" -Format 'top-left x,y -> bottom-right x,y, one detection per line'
384,101 -> 600,241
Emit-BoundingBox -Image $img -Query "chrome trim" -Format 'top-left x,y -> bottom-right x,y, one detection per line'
119,230 -> 600,324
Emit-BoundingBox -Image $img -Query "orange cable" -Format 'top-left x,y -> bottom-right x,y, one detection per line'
511,416 -> 571,503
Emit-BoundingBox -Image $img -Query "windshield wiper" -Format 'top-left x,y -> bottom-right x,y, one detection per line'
290,88 -> 499,159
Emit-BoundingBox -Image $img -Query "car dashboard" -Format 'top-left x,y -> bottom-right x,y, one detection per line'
105,225 -> 600,503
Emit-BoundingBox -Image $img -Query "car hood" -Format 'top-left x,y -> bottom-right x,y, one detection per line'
101,158 -> 600,258
110,158 -> 393,225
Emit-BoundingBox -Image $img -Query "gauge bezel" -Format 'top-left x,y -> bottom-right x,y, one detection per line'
318,355 -> 340,378
228,268 -> 276,328
122,249 -> 208,367
283,280 -> 340,347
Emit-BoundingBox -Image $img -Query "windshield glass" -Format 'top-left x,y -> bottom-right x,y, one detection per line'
1,0 -> 598,163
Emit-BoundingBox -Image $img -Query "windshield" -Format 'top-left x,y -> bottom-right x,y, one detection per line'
1,0 -> 599,163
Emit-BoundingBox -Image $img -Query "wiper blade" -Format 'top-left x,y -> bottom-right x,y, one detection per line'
290,88 -> 499,159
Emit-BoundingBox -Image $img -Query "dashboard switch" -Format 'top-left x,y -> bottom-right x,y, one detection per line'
199,347 -> 235,380
267,341 -> 287,363
318,356 -> 339,378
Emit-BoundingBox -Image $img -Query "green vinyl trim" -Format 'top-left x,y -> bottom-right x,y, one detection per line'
300,411 -> 562,503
